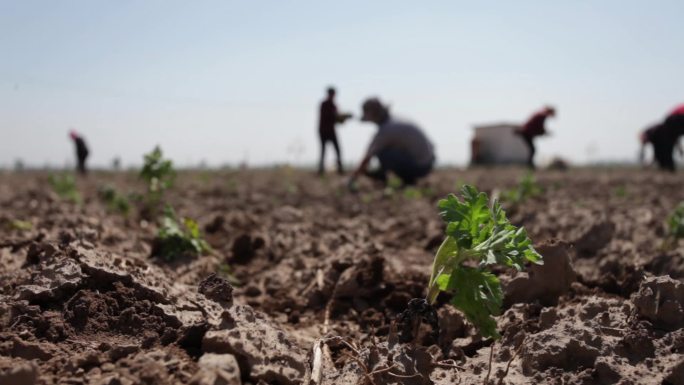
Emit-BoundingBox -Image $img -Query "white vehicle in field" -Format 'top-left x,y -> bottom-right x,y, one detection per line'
470,123 -> 529,165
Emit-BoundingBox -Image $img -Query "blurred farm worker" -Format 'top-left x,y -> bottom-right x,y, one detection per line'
69,130 -> 89,175
515,106 -> 556,169
318,86 -> 352,175
348,97 -> 435,187
639,104 -> 684,171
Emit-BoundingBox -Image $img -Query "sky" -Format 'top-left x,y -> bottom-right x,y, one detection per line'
1,0 -> 683,168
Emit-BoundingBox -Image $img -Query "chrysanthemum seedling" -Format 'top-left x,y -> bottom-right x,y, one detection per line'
151,207 -> 210,261
400,185 -> 542,341
98,185 -> 130,215
2,219 -> 32,232
501,172 -> 543,206
663,202 -> 684,250
48,174 -> 81,203
139,146 -> 176,216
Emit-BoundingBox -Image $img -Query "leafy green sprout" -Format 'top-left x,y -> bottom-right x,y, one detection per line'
140,146 -> 176,206
380,175 -> 403,195
668,202 -> 684,240
426,185 -> 542,339
98,186 -> 131,215
361,193 -> 373,204
403,187 -> 423,200
3,219 -> 32,231
387,175 -> 403,190
138,147 -> 176,219
382,176 -> 432,200
152,207 -> 210,261
614,186 -> 628,198
501,172 -> 543,205
48,174 -> 81,203
402,186 -> 435,200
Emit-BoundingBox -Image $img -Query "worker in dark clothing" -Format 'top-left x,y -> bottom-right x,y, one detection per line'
318,87 -> 351,175
69,130 -> 89,175
640,104 -> 684,171
515,106 -> 556,169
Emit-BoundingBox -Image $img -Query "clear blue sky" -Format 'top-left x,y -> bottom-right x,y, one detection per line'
1,0 -> 682,168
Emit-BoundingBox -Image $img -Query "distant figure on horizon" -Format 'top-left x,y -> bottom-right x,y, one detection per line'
639,104 -> 684,171
516,106 -> 556,169
348,97 -> 435,188
69,130 -> 89,175
318,86 -> 352,175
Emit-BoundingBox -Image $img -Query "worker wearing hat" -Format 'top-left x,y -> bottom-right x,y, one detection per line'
348,97 -> 435,188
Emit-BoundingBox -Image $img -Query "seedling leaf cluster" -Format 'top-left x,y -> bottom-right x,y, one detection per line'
668,202 -> 684,239
663,202 -> 684,250
426,185 -> 542,338
152,207 -> 210,261
501,172 -> 542,205
48,174 -> 81,203
98,186 -> 131,215
136,147 -> 211,262
140,146 -> 176,212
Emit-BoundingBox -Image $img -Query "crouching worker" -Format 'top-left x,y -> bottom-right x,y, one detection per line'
640,104 -> 684,171
348,97 -> 435,188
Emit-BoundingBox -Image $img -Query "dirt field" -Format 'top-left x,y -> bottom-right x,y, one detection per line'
1,167 -> 683,385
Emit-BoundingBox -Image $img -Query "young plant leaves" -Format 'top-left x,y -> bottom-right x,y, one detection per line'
152,207 -> 210,261
427,185 -> 542,339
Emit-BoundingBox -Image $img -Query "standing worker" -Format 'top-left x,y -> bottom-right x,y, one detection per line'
639,104 -> 684,171
69,130 -> 89,175
348,97 -> 435,187
317,86 -> 352,175
516,106 -> 556,169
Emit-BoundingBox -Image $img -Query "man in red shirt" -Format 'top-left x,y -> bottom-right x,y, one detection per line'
515,106 -> 556,169
640,104 -> 684,171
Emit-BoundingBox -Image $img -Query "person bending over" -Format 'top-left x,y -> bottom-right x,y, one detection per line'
516,106 -> 555,169
348,97 -> 435,188
640,104 -> 684,171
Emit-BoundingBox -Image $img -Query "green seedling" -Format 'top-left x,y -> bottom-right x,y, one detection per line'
226,178 -> 238,194
3,219 -> 32,231
614,186 -> 628,198
48,174 -> 81,203
98,186 -> 131,215
387,175 -> 403,190
425,185 -> 542,338
217,263 -> 241,286
198,171 -> 212,185
139,146 -> 176,215
501,172 -> 542,205
403,187 -> 423,200
662,202 -> 684,250
285,181 -> 298,195
402,186 -> 435,200
669,203 -> 684,239
152,207 -> 210,261
361,193 -> 373,204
